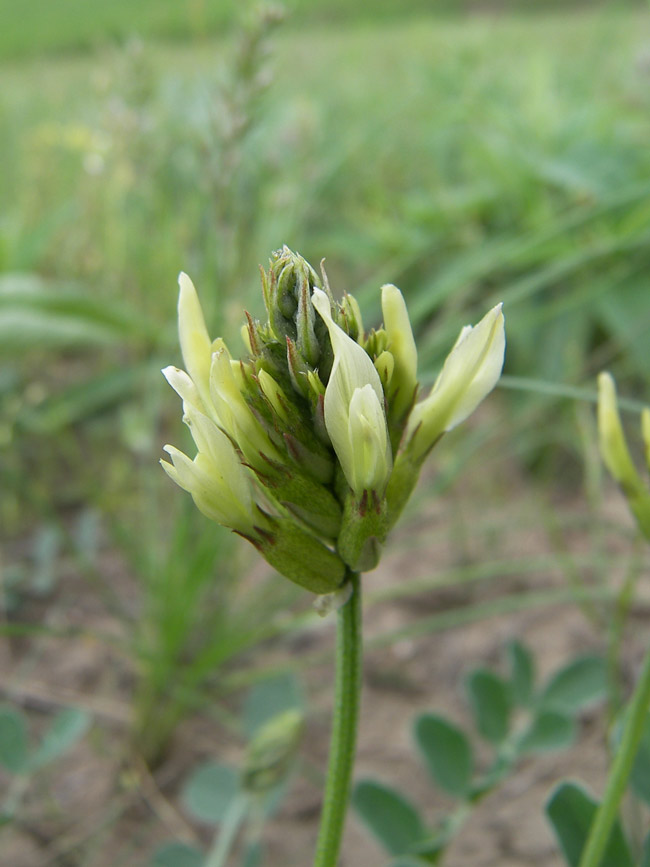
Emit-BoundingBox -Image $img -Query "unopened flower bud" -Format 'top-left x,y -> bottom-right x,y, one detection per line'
209,343 -> 281,468
381,283 -> 418,421
177,272 -> 213,407
598,372 -> 644,497
258,369 -> 290,422
242,709 -> 303,794
597,372 -> 650,538
406,303 -> 505,462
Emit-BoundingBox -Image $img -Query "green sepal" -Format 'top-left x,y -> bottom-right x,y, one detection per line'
241,363 -> 336,484
296,267 -> 320,367
283,433 -> 335,484
337,489 -> 389,572
286,336 -> 312,399
249,518 -> 346,594
255,462 -> 342,538
385,450 -> 424,530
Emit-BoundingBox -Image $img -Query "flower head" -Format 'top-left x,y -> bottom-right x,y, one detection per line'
162,248 -> 506,585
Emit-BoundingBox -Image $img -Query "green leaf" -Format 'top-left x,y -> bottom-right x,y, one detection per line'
181,761 -> 239,825
629,712 -> 650,805
242,674 -> 302,738
413,713 -> 472,799
30,707 -> 90,770
352,778 -> 428,856
517,711 -> 576,754
465,669 -> 512,744
149,841 -> 204,867
0,708 -> 29,774
506,639 -> 535,706
539,656 -> 608,716
545,782 -> 634,867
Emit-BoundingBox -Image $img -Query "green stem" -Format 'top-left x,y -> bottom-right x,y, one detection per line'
579,643 -> 650,867
313,571 -> 362,867
203,794 -> 247,867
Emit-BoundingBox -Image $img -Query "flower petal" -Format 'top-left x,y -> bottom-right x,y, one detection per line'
407,303 -> 505,459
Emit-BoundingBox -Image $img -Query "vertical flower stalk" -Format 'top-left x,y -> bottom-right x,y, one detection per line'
161,246 -> 506,864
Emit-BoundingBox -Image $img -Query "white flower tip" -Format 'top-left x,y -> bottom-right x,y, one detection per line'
160,456 -> 177,480
178,271 -> 193,292
161,365 -> 179,382
598,370 -> 614,390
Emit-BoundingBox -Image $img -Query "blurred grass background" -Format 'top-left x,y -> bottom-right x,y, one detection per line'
2,0 -> 650,863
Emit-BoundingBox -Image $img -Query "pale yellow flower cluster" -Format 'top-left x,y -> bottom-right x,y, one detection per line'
162,248 -> 506,591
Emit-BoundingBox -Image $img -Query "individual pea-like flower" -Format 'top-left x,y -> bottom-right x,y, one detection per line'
162,246 -> 506,588
311,288 -> 391,498
404,303 -> 505,458
597,372 -> 650,539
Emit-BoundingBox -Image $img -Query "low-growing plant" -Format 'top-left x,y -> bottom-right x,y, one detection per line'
352,641 -> 609,864
150,674 -> 304,867
0,704 -> 90,824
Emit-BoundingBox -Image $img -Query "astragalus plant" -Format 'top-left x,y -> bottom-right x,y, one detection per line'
161,246 -> 505,866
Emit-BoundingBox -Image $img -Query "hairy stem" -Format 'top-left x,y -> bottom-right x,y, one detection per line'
313,571 -> 363,867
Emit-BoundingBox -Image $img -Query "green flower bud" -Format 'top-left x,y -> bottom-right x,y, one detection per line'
312,288 -> 392,497
242,709 -> 303,794
598,372 -> 644,497
374,350 -> 395,390
381,283 -> 418,421
597,372 -> 650,538
258,369 -> 290,422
